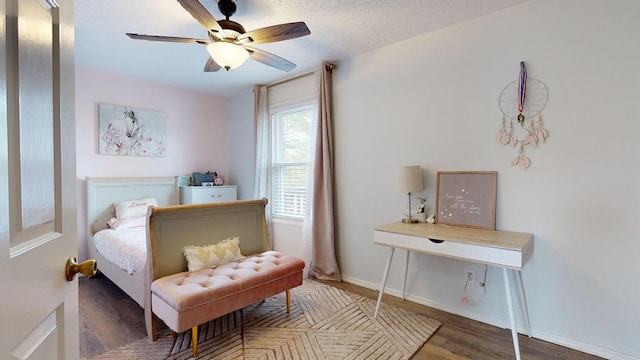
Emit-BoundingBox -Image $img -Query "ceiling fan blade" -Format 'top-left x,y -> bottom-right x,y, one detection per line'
126,33 -> 210,45
245,46 -> 296,72
204,57 -> 221,72
177,0 -> 223,35
237,22 -> 310,45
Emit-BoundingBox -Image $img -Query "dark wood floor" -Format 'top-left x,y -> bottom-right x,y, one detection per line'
79,273 -> 603,359
79,273 -> 153,357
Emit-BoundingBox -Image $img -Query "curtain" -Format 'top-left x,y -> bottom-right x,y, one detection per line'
253,85 -> 272,248
303,62 -> 341,281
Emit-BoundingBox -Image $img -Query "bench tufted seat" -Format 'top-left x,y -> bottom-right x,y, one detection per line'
150,250 -> 304,356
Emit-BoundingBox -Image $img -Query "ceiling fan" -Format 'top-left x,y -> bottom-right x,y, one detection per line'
126,0 -> 310,72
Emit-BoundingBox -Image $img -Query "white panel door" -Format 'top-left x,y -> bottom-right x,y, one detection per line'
0,1 -> 79,359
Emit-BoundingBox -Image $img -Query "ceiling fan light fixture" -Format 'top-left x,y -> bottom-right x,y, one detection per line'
128,0 -> 310,72
206,41 -> 249,71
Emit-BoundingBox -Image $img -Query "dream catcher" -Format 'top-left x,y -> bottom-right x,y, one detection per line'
497,62 -> 549,169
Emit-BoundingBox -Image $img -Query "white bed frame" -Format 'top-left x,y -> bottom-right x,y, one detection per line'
86,177 -> 178,307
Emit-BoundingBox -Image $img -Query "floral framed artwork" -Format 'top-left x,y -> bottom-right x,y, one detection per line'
98,103 -> 166,157
435,171 -> 497,230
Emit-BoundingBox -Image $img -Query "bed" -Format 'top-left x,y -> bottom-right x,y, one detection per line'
87,176 -> 304,357
86,177 -> 179,307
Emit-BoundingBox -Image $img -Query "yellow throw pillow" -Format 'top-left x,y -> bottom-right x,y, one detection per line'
183,236 -> 243,272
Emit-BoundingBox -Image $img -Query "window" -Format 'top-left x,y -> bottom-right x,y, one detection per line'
270,103 -> 313,219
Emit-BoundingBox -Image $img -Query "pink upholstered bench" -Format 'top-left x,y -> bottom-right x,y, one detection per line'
149,251 -> 304,357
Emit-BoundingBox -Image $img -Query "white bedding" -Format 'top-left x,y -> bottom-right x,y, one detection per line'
93,227 -> 146,275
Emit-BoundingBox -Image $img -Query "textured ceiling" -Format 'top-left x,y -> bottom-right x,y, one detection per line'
74,0 -> 528,98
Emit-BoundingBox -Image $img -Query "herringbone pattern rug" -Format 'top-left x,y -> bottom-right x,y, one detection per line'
85,280 -> 440,360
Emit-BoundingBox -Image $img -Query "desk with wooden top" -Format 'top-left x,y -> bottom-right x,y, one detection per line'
373,222 -> 534,360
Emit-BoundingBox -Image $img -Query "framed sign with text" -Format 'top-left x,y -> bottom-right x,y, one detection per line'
435,171 -> 497,230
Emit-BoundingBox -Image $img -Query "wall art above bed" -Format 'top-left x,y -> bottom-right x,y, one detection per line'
98,103 -> 167,157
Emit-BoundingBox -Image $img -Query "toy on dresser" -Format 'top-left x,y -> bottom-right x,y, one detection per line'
214,172 -> 224,186
191,171 -> 225,186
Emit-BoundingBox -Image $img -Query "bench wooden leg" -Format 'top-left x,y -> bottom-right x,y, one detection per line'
286,289 -> 291,313
192,326 -> 198,358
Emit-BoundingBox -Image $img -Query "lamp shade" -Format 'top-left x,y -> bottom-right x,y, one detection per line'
206,41 -> 249,70
398,165 -> 423,193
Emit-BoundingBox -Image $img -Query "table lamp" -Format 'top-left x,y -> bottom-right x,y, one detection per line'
398,165 -> 423,223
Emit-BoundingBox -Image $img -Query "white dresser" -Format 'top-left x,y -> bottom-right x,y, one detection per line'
179,185 -> 238,204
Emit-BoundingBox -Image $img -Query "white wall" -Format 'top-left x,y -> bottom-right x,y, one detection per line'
332,0 -> 640,358
229,0 -> 640,358
227,90 -> 255,200
75,67 -> 229,260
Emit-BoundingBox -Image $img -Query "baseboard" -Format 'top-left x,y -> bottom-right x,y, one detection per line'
340,275 -> 636,360
531,329 -> 638,360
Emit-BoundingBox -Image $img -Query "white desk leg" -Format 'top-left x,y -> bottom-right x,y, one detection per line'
374,247 -> 395,318
516,270 -> 532,337
503,268 -> 521,360
402,250 -> 410,300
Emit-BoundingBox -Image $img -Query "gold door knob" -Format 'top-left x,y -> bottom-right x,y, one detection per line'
65,257 -> 97,281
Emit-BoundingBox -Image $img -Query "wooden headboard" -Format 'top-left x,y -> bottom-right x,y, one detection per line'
146,198 -> 270,282
86,177 -> 178,235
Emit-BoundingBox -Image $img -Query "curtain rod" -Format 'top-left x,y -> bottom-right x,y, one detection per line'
266,62 -> 336,88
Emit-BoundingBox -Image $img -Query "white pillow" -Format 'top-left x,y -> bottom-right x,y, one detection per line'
107,216 -> 146,230
183,236 -> 243,272
113,198 -> 158,219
